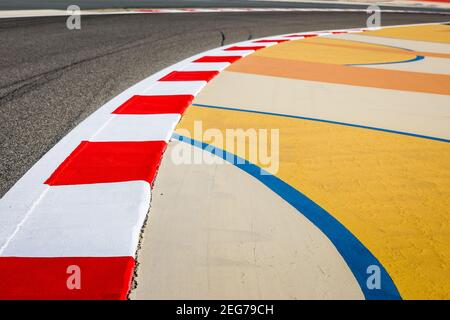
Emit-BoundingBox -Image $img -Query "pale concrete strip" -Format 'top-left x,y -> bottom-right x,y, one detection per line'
257,0 -> 450,9
360,56 -> 450,75
0,9 -> 68,18
0,9 -> 133,18
130,142 -> 363,300
330,33 -> 450,54
194,71 -> 450,140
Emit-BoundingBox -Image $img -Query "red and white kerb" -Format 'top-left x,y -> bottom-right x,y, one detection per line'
0,28 -> 364,299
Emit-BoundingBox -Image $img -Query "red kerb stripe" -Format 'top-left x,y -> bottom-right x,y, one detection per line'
45,141 -> 167,186
0,256 -> 134,300
193,56 -> 241,63
253,39 -> 288,43
224,46 -> 265,51
158,71 -> 218,82
112,95 -> 194,114
286,34 -> 318,38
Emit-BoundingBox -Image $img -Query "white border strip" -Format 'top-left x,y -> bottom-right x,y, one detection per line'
0,7 -> 449,19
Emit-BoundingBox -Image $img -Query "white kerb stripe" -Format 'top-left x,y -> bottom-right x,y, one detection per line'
233,41 -> 277,47
0,181 -> 150,257
206,49 -> 255,57
181,62 -> 230,72
142,81 -> 207,96
91,114 -> 181,142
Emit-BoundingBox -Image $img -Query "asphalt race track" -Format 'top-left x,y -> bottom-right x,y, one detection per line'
0,10 -> 448,197
1,0 -> 448,12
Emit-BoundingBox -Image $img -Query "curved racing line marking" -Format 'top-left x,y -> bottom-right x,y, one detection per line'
192,103 -> 450,143
346,55 -> 425,66
172,133 -> 402,300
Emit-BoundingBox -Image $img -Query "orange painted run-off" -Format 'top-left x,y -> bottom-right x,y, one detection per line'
296,40 -> 450,60
227,55 -> 450,95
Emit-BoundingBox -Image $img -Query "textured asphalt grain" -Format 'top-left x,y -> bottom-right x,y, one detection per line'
0,0 -> 448,12
0,12 -> 448,197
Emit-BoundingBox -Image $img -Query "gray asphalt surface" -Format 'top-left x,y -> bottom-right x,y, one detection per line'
0,12 -> 448,197
1,0 -> 449,13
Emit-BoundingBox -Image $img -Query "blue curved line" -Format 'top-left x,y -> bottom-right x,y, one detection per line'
172,132 -> 402,300
329,37 -> 416,53
346,55 -> 425,66
192,103 -> 449,144
310,37 -> 423,67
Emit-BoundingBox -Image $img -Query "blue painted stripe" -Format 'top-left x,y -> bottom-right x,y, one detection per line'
346,55 -> 425,66
173,132 -> 402,300
192,103 -> 450,144
333,37 -> 416,53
